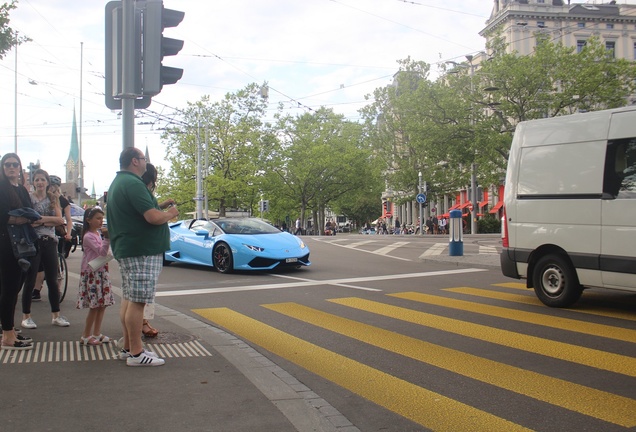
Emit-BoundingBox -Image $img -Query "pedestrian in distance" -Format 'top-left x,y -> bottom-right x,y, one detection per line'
77,206 -> 114,346
294,217 -> 302,236
107,148 -> 178,367
0,153 -> 36,350
394,217 -> 401,235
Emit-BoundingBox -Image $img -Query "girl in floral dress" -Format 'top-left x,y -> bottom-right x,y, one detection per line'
77,206 -> 114,346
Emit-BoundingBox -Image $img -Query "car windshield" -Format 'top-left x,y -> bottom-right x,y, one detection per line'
214,218 -> 281,235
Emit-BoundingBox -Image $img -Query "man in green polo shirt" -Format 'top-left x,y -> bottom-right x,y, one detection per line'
107,147 -> 179,367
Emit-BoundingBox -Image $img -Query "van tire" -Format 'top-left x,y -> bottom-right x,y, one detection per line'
532,254 -> 582,307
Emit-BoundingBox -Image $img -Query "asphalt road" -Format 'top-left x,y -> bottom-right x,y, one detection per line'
65,234 -> 636,431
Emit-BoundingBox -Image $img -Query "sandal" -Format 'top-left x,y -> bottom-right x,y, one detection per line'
94,334 -> 111,343
142,320 -> 159,338
80,336 -> 101,346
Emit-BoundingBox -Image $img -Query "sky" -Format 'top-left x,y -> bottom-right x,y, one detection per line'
0,0 -> 526,196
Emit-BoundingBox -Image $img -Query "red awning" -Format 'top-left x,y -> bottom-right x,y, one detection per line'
440,213 -> 450,218
489,201 -> 503,213
478,200 -> 488,208
459,201 -> 472,209
448,203 -> 460,210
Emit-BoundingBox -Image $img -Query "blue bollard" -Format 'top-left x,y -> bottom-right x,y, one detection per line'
448,209 -> 463,256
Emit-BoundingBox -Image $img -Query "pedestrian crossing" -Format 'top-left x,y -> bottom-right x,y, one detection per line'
0,340 -> 212,364
193,283 -> 636,431
316,237 -> 500,261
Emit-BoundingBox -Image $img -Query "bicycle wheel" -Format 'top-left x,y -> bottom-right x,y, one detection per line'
57,252 -> 68,303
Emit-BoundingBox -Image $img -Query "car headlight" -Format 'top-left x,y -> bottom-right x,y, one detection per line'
244,244 -> 264,252
298,240 -> 306,249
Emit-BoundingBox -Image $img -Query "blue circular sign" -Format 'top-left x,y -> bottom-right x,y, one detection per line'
416,193 -> 427,204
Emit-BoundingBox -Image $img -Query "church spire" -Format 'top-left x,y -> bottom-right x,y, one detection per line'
68,107 -> 80,163
65,107 -> 82,185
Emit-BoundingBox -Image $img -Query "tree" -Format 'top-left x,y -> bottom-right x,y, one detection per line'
160,84 -> 275,217
266,107 -> 373,234
0,1 -> 28,59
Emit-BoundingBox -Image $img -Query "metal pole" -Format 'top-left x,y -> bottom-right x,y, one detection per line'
204,128 -> 209,219
471,163 -> 477,234
467,56 -> 477,235
418,172 -> 423,236
78,42 -> 84,206
121,0 -> 135,149
14,36 -> 17,153
196,111 -> 203,219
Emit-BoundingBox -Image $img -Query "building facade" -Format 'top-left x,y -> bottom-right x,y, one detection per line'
482,1 -> 636,60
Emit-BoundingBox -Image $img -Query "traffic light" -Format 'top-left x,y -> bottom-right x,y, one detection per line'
103,191 -> 108,204
383,201 -> 388,214
260,200 -> 269,212
142,0 -> 185,97
28,162 -> 40,185
104,1 -> 150,109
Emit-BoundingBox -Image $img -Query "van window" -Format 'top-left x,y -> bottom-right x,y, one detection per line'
604,138 -> 636,198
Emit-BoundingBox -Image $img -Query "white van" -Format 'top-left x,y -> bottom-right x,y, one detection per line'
500,106 -> 636,307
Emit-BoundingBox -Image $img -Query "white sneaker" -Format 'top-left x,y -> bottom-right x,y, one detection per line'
117,348 -> 158,361
21,318 -> 37,329
126,351 -> 165,367
52,316 -> 70,327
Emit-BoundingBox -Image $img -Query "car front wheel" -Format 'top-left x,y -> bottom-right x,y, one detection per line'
213,242 -> 233,274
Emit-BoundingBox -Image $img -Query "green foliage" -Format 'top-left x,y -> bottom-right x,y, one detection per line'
477,215 -> 501,234
0,1 -> 28,59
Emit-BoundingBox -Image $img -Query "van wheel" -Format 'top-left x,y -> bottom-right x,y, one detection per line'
532,254 -> 582,307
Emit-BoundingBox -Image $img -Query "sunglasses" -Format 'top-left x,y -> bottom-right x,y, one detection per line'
4,162 -> 20,168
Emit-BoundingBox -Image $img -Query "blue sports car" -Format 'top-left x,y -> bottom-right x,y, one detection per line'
164,217 -> 311,273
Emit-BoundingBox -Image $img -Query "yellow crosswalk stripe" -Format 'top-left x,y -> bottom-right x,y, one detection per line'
265,302 -> 636,427
391,292 -> 636,343
493,282 -> 526,290
328,297 -> 636,377
445,287 -> 636,322
192,307 -> 530,432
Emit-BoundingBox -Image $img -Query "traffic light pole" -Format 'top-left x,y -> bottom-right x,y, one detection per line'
121,0 -> 135,149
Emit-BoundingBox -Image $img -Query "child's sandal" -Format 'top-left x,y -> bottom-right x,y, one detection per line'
80,336 -> 101,346
94,334 -> 110,344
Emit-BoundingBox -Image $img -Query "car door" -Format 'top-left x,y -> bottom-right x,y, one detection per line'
601,134 -> 636,290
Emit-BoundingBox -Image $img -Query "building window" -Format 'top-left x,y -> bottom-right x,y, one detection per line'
606,23 -> 614,30
537,0 -> 545,3
633,42 -> 636,59
606,41 -> 616,57
577,40 -> 587,53
578,22 -> 586,28
537,21 -> 546,28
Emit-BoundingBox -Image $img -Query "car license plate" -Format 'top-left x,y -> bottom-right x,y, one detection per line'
286,258 -> 298,263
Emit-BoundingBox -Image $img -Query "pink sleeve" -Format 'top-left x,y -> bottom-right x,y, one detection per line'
80,232 -> 111,272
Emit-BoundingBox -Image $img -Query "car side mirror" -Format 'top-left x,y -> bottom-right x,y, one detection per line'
195,230 -> 209,238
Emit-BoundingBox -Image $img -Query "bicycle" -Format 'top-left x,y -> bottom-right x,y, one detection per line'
57,251 -> 68,303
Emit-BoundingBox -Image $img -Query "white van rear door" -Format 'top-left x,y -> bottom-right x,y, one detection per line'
601,116 -> 636,290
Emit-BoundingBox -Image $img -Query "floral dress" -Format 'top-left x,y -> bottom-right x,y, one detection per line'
77,231 -> 114,309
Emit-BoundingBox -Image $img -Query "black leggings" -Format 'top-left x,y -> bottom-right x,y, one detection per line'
0,250 -> 27,332
22,237 -> 60,315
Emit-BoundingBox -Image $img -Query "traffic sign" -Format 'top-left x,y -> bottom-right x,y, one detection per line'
385,212 -> 393,218
416,193 -> 427,204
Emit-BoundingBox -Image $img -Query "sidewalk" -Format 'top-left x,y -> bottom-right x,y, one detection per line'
0,254 -> 358,432
418,233 -> 502,269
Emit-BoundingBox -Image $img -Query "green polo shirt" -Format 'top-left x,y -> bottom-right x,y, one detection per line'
106,170 -> 170,259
